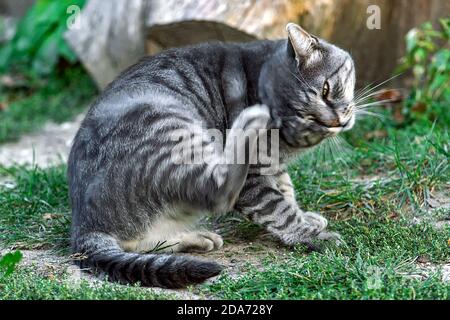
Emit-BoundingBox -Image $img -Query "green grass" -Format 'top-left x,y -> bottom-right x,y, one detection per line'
204,218 -> 449,299
201,113 -> 449,299
0,91 -> 449,299
0,165 -> 70,251
0,111 -> 449,299
0,67 -> 97,143
291,118 -> 449,220
0,266 -> 175,300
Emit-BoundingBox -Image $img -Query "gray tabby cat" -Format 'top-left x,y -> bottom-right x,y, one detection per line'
68,23 -> 356,288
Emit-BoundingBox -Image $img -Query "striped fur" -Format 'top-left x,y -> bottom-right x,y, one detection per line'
68,23 -> 355,288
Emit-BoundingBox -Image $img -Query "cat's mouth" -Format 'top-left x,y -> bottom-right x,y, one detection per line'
277,114 -> 355,138
313,115 -> 355,136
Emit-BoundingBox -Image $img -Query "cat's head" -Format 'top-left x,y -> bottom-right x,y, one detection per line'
261,23 -> 356,149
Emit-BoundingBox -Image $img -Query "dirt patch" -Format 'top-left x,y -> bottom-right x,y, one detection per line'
0,247 -> 203,299
0,114 -> 84,168
1,248 -> 95,283
349,174 -> 395,190
426,189 -> 450,213
199,238 -> 291,279
1,234 -> 289,299
411,188 -> 450,230
407,262 -> 450,283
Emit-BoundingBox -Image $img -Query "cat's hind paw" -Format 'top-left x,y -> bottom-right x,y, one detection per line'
177,231 -> 223,253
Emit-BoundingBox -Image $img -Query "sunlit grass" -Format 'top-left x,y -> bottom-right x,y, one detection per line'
0,98 -> 448,299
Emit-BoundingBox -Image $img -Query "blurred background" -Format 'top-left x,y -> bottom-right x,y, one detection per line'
0,0 -> 448,155
0,2 -> 448,299
1,0 -> 449,87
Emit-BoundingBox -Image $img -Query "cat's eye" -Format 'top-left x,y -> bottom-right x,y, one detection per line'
322,81 -> 330,99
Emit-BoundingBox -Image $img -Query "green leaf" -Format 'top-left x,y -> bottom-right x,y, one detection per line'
439,18 -> 450,39
32,29 -> 60,75
56,24 -> 77,64
0,42 -> 13,70
405,28 -> 419,53
58,40 -> 77,63
413,48 -> 427,64
0,251 -> 23,278
0,0 -> 88,74
417,40 -> 435,52
413,65 -> 425,78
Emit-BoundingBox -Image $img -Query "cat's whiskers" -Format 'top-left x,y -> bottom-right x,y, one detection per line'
354,73 -> 402,100
354,99 -> 394,110
353,73 -> 403,103
310,138 -> 325,163
355,110 -> 386,120
330,138 -> 341,163
330,135 -> 353,167
353,95 -> 399,122
335,135 -> 353,153
354,88 -> 401,105
326,136 -> 338,162
320,139 -> 333,163
354,81 -> 377,101
353,75 -> 391,100
353,79 -> 406,122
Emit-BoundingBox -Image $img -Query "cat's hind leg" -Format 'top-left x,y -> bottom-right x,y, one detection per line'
119,209 -> 223,254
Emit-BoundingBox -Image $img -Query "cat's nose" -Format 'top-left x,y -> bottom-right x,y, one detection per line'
328,118 -> 341,127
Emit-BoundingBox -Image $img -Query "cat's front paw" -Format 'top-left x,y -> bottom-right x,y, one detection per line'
302,212 -> 342,245
317,230 -> 343,245
303,211 -> 328,231
279,211 -> 342,247
239,104 -> 271,131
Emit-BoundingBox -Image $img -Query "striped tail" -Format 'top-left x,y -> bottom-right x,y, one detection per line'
72,232 -> 223,288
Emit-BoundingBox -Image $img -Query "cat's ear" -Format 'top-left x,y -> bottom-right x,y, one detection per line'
286,23 -> 317,66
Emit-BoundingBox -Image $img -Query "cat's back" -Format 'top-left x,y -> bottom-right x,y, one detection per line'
106,41 -> 242,91
82,42 -> 244,126
82,39 -> 280,126
69,40 -> 279,171
68,42 -> 241,177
